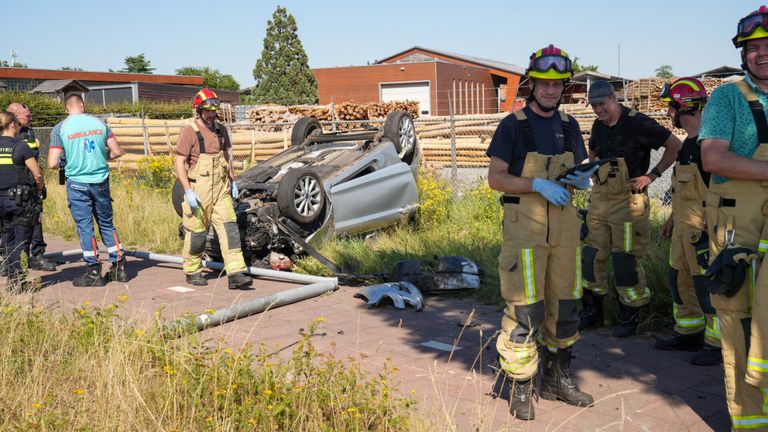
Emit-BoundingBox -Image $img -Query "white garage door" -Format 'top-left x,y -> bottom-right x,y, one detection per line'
380,82 -> 431,116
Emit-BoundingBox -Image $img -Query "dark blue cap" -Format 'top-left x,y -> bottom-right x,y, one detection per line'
587,80 -> 615,105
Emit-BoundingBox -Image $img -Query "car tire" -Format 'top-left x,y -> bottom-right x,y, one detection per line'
383,111 -> 416,159
277,168 -> 325,226
291,117 -> 323,147
171,178 -> 184,217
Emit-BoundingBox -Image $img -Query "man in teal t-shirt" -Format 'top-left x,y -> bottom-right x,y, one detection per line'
699,5 -> 768,429
48,94 -> 128,287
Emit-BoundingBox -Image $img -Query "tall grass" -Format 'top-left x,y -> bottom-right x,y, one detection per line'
0,299 -> 414,430
42,163 -> 182,254
42,165 -> 674,331
297,172 -> 674,332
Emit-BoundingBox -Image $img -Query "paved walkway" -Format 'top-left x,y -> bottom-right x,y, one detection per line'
20,237 -> 731,431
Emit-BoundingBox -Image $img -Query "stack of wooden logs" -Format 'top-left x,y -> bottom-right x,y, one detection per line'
106,117 -> 294,171
246,101 -> 419,124
417,113 -> 505,167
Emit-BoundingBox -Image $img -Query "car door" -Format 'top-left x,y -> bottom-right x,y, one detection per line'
327,145 -> 419,235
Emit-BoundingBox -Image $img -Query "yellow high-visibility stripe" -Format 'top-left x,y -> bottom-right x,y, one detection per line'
733,415 -> 768,429
705,317 -> 721,340
522,249 -> 536,304
748,357 -> 768,373
624,222 -> 633,252
573,245 -> 583,298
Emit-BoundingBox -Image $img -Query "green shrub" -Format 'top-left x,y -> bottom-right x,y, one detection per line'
0,91 -> 192,127
134,154 -> 176,190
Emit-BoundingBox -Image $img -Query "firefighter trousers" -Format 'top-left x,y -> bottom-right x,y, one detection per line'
669,163 -> 720,345
182,152 -> 247,276
496,151 -> 583,381
706,164 -> 768,430
583,159 -> 651,307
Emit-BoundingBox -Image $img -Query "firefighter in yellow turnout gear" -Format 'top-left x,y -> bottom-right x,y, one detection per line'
487,45 -> 594,421
580,80 -> 682,337
701,6 -> 768,429
654,78 -> 722,366
175,88 -> 251,290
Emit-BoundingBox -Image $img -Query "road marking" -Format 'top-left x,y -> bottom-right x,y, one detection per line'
168,286 -> 195,293
420,340 -> 462,352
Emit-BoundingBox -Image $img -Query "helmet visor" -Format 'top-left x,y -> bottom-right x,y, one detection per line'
531,55 -> 572,74
198,98 -> 221,111
738,12 -> 768,38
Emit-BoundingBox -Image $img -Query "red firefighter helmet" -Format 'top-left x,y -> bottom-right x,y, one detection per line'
659,77 -> 708,111
193,88 -> 221,111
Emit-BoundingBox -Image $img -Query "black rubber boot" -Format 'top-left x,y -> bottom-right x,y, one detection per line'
228,272 -> 252,290
185,273 -> 208,286
654,330 -> 704,351
508,378 -> 535,420
73,264 -> 107,287
579,290 -> 604,330
28,255 -> 57,271
613,303 -> 640,338
107,259 -> 128,282
690,343 -> 723,366
540,348 -> 595,407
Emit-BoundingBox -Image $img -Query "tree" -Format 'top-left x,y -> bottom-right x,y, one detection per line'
655,64 -> 674,79
572,57 -> 599,73
251,6 -> 317,105
121,53 -> 155,74
0,60 -> 28,68
176,66 -> 240,90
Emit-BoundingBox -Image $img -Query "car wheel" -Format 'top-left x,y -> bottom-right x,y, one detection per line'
291,117 -> 323,147
171,178 -> 184,217
383,111 -> 416,159
277,168 -> 326,226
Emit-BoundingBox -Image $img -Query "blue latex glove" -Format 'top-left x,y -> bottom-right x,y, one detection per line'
231,181 -> 239,199
532,178 -> 570,206
560,164 -> 600,189
184,189 -> 201,210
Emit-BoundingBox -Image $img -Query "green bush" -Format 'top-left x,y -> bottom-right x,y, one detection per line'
0,91 -> 192,127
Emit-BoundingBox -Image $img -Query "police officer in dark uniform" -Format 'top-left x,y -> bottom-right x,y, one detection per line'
0,112 -> 45,290
6,103 -> 56,272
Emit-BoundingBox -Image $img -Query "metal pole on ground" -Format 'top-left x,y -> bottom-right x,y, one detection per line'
43,249 -> 339,333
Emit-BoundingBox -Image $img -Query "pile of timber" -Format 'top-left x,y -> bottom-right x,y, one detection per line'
105,117 -> 294,171
246,105 -> 293,131
245,101 -> 420,125
416,113 -> 504,168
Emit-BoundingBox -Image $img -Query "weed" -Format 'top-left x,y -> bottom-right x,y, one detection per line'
0,300 -> 414,430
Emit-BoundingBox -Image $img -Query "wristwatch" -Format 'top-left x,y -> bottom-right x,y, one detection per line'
650,167 -> 662,178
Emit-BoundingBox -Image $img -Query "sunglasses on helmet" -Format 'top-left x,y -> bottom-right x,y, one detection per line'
737,12 -> 768,38
530,55 -> 572,74
199,98 -> 221,111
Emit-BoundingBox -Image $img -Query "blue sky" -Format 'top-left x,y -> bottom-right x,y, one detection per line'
7,0 -> 756,87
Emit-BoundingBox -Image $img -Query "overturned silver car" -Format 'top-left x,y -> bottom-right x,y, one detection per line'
172,111 -> 421,267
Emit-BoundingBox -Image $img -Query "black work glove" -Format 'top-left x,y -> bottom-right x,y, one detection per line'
704,245 -> 755,297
